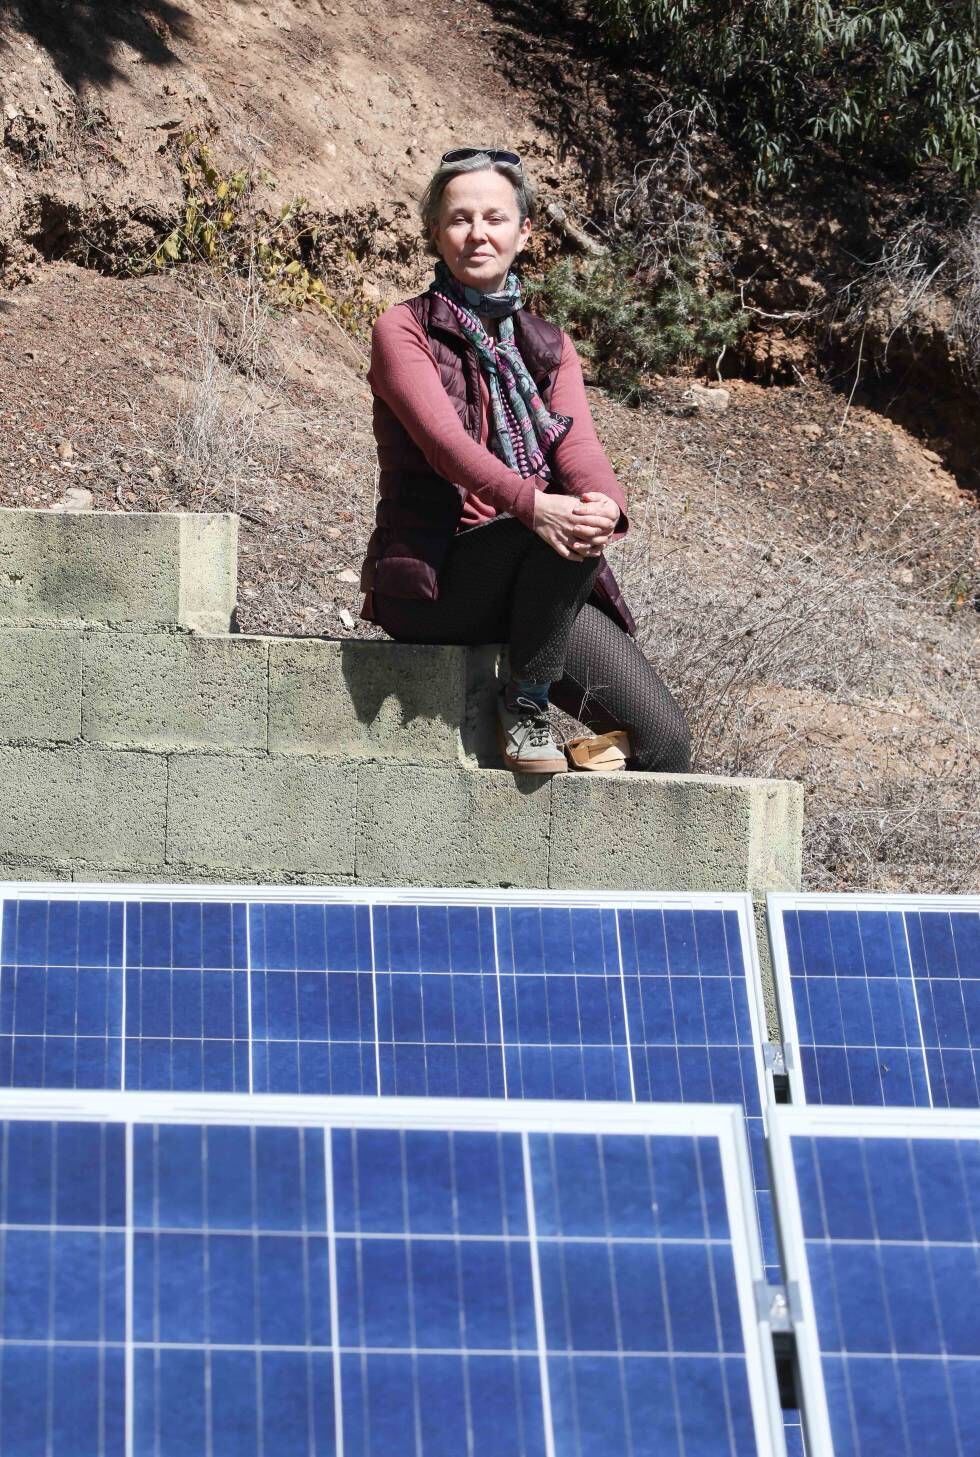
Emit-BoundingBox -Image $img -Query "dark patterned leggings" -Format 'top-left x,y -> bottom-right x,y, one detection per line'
552,601 -> 691,772
372,515 -> 691,773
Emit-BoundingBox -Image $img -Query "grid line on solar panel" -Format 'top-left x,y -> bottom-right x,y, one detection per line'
769,1106 -> 980,1457
0,1092 -> 786,1457
767,893 -> 980,1109
521,1128 -> 558,1457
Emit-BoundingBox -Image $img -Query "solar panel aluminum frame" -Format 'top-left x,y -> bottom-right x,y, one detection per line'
767,1104 -> 980,1457
0,881 -> 778,1109
765,891 -> 980,1108
0,1090 -> 789,1457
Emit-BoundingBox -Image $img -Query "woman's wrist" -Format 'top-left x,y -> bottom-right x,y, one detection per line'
511,476 -> 541,529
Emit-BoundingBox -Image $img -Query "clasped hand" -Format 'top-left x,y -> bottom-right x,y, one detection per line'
532,491 -> 620,560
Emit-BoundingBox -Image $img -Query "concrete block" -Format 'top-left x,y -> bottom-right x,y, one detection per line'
178,514 -> 239,633
548,772 -> 804,894
82,634 -> 268,750
357,763 -> 551,886
0,861 -> 72,885
0,630 -> 81,742
166,754 -> 357,874
746,778 -> 804,895
0,748 -> 167,865
0,509 -> 237,632
269,639 -> 502,764
462,644 -> 508,767
73,866 -> 357,887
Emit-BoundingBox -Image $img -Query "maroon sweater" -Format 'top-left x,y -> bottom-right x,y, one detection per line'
366,303 -> 630,532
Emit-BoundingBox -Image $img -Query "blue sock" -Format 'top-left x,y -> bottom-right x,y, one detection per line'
505,677 -> 551,710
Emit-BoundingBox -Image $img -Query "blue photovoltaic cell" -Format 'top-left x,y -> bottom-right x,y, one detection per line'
125,901 -> 250,1092
776,904 -> 980,1108
527,1129 -> 756,1457
906,911 -> 980,1108
492,905 -> 629,1100
366,902 -> 505,1097
248,901 -> 377,1095
788,1127 -> 980,1457
0,1113 -> 771,1457
0,1120 -> 127,1455
0,900 -> 124,1089
0,900 -> 251,1093
131,1121 -> 334,1456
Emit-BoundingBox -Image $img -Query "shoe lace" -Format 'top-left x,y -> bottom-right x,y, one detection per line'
512,696 -> 553,748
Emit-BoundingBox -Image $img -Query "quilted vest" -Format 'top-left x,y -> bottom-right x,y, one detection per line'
359,290 -> 635,636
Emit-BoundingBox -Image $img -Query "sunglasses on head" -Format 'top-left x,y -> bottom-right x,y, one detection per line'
441,146 -> 523,169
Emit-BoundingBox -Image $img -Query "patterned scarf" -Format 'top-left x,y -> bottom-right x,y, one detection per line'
428,258 -> 571,480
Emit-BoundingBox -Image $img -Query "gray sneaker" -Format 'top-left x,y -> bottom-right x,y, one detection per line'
496,692 -> 568,774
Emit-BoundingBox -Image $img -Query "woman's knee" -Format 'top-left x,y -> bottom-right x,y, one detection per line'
526,530 -> 601,584
632,704 -> 692,773
663,712 -> 693,772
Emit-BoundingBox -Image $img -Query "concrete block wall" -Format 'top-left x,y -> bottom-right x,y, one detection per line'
0,507 -> 237,633
0,510 -> 803,916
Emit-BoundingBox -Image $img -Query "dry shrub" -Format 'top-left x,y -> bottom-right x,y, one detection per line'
168,263 -> 299,511
805,778 -> 980,893
611,429 -> 979,890
612,99 -> 734,287
840,205 -> 980,379
952,205 -> 980,378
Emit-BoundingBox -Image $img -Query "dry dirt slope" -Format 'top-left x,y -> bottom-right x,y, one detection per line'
0,0 -> 977,891
1,0 -> 566,276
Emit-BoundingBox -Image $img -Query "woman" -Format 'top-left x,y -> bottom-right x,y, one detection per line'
359,145 -> 691,775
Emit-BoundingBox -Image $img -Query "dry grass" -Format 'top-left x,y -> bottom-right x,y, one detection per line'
152,264 -> 381,641
804,777 -> 980,893
611,427 -> 979,891
167,263 -> 301,512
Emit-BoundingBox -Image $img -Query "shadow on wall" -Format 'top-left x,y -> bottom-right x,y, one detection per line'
0,0 -> 192,88
336,638 -> 542,784
338,639 -> 460,742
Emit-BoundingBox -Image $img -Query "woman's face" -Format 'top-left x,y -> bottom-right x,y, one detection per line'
430,168 -> 531,295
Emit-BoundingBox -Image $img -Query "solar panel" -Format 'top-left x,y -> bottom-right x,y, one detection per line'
767,893 -> 980,1108
0,887 -> 779,1275
0,889 -> 773,1101
0,1092 -> 787,1457
769,1106 -> 980,1457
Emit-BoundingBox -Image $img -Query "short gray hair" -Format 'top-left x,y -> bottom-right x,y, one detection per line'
419,151 -> 537,258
